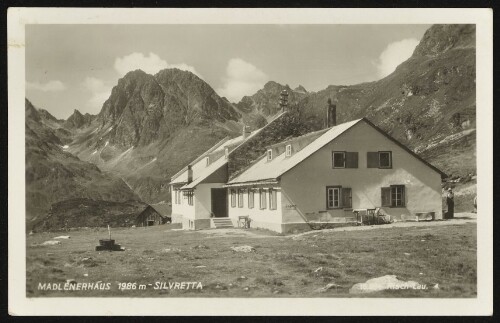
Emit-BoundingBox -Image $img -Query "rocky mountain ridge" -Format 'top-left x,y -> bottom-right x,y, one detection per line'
25,99 -> 141,230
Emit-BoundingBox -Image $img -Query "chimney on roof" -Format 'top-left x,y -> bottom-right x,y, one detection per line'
326,98 -> 337,128
242,125 -> 251,139
187,165 -> 193,184
279,90 -> 289,112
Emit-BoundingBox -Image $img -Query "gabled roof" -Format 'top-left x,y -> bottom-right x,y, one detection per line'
226,118 -> 446,185
170,111 -> 287,188
170,136 -> 229,183
180,156 -> 227,190
227,119 -> 363,184
149,203 -> 172,217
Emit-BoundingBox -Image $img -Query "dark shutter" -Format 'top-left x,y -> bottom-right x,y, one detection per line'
367,152 -> 379,168
381,187 -> 391,207
345,152 -> 358,168
341,187 -> 352,208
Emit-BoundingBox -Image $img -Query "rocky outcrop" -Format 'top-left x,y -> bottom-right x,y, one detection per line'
95,68 -> 240,148
67,68 -> 243,204
64,109 -> 95,129
236,81 -> 310,119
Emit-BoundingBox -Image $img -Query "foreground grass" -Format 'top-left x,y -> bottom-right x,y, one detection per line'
26,222 -> 476,297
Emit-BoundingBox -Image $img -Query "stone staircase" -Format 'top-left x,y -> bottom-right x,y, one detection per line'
212,218 -> 234,229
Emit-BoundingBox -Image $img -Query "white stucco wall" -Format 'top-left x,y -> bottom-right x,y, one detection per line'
194,183 -> 225,219
281,121 -> 443,224
170,188 -> 195,222
227,187 -> 283,232
171,183 -> 225,229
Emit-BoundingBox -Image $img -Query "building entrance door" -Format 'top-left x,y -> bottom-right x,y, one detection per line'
211,188 -> 228,218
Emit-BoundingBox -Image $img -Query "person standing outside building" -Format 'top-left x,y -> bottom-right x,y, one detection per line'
446,188 -> 455,219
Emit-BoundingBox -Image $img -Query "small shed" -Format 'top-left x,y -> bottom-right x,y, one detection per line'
135,204 -> 171,227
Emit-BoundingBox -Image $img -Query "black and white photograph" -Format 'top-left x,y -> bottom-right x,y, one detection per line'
7,8 -> 493,316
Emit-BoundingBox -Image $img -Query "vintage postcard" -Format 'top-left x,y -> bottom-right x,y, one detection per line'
8,8 -> 493,316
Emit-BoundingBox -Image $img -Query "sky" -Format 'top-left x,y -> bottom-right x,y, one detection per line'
26,24 -> 431,119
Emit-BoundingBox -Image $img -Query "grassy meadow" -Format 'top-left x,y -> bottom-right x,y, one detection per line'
26,219 -> 477,298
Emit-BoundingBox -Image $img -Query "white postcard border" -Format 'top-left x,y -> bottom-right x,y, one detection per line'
8,7 -> 493,316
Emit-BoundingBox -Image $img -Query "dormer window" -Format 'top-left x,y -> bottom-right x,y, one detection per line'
285,144 -> 292,157
205,156 -> 210,166
267,149 -> 273,161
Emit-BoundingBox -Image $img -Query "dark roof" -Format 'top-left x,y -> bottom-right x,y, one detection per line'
170,137 -> 229,182
267,127 -> 329,149
148,204 -> 172,217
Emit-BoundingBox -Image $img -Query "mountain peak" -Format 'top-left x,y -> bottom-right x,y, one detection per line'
123,69 -> 148,78
64,108 -> 94,129
294,85 -> 307,93
25,98 -> 40,121
263,81 -> 282,90
413,24 -> 475,57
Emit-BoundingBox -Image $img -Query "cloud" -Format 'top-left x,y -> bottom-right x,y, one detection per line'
82,77 -> 112,110
26,80 -> 66,92
376,38 -> 419,77
216,58 -> 268,102
114,52 -> 201,77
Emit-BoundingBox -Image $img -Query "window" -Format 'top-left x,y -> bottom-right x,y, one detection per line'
326,186 -> 352,209
391,185 -> 405,207
381,185 -> 405,207
185,191 -> 194,206
333,151 -> 358,168
238,189 -> 244,208
379,151 -> 392,168
327,186 -> 341,209
267,149 -> 273,161
230,189 -> 236,208
224,147 -> 229,159
259,189 -> 267,209
285,144 -> 292,157
269,188 -> 277,210
248,189 -> 254,209
205,156 -> 210,166
367,151 -> 392,169
332,152 -> 345,168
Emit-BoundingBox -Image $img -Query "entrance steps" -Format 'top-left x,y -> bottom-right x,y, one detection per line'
212,218 -> 234,229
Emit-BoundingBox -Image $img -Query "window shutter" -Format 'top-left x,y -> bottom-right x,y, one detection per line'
381,187 -> 391,207
400,186 -> 406,207
341,187 -> 352,208
345,152 -> 358,168
367,152 -> 379,168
